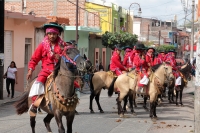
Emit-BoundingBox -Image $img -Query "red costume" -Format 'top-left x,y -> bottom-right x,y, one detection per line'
110,50 -> 126,76
153,56 -> 162,66
133,52 -> 148,76
165,52 -> 179,78
146,53 -> 154,67
123,48 -> 133,69
29,39 -> 65,84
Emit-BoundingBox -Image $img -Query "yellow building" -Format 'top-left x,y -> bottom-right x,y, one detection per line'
85,2 -> 112,34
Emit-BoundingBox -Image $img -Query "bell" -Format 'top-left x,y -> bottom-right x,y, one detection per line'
63,102 -> 66,104
67,104 -> 69,106
68,100 -> 71,103
72,99 -> 74,102
64,98 -> 67,101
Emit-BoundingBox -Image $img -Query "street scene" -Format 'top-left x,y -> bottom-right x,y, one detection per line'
0,0 -> 199,133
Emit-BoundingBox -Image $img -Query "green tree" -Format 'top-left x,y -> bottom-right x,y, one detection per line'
156,45 -> 175,52
102,31 -> 138,49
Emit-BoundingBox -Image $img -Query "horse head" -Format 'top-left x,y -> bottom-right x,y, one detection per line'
155,63 -> 174,86
180,61 -> 192,81
83,54 -> 96,73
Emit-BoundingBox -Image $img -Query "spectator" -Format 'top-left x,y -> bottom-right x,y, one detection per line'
99,62 -> 104,71
3,61 -> 18,98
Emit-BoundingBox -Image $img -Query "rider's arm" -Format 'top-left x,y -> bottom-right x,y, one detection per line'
28,44 -> 43,71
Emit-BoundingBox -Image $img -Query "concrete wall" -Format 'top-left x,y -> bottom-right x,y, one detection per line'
4,18 -> 44,92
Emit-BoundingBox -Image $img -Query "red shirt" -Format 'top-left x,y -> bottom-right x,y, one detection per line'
133,54 -> 148,71
28,43 -> 63,71
153,57 -> 162,66
165,53 -> 177,70
123,51 -> 132,68
145,53 -> 154,67
110,51 -> 126,71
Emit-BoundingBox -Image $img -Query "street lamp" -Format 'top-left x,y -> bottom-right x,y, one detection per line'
128,3 -> 142,33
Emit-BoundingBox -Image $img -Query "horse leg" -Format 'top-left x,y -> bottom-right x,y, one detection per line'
153,101 -> 158,118
128,92 -> 136,116
168,89 -> 171,103
43,114 -> 54,132
149,102 -> 154,118
54,110 -> 65,133
133,93 -> 137,108
89,92 -> 95,113
176,90 -> 179,106
123,95 -> 128,113
143,96 -> 148,111
66,112 -> 75,133
95,92 -> 104,113
30,116 -> 36,133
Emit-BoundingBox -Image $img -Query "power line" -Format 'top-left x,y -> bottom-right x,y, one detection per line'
141,0 -> 175,10
67,0 -> 132,32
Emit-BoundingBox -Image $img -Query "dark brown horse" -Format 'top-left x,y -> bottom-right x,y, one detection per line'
14,47 -> 88,133
168,61 -> 192,106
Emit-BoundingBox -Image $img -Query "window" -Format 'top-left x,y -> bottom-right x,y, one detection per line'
114,18 -> 117,32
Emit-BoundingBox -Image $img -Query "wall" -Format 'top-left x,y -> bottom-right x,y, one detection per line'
5,0 -> 100,28
112,3 -> 120,33
4,18 -> 43,92
85,2 -> 112,34
64,30 -> 89,56
89,36 -> 111,70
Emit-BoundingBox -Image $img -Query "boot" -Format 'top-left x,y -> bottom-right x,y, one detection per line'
30,95 -> 38,113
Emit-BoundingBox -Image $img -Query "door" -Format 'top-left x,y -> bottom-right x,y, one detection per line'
24,38 -> 32,88
4,31 -> 13,90
102,48 -> 106,70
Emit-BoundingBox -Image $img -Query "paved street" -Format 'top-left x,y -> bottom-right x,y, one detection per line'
0,81 -> 195,133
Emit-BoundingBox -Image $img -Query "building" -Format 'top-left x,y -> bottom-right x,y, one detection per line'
4,10 -> 47,92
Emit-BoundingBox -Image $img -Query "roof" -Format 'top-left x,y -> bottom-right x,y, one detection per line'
4,10 -> 47,22
177,31 -> 189,37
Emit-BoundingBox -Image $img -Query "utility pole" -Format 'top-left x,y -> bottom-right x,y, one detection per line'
147,24 -> 149,42
75,0 -> 79,44
0,0 -> 4,100
158,30 -> 161,45
190,0 -> 194,60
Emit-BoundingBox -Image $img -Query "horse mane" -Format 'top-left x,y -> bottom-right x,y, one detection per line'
151,63 -> 162,72
53,58 -> 61,79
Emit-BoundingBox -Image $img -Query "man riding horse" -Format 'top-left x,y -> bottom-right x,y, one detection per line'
27,22 -> 67,113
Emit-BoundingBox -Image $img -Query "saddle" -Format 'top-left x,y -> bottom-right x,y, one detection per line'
107,71 -> 117,78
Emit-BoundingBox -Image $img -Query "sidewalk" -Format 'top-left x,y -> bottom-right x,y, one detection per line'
0,89 -> 23,106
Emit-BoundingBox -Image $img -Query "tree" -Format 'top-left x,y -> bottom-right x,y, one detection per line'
102,31 -> 138,49
156,44 -> 175,52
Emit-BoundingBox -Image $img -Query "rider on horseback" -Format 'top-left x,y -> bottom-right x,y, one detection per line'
123,45 -> 133,71
27,22 -> 66,113
133,43 -> 149,92
165,50 -> 181,90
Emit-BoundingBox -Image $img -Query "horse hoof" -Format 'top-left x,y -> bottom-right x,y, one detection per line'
151,117 -> 157,122
90,110 -> 95,113
132,112 -> 137,116
119,114 -> 124,118
134,105 -> 137,108
100,110 -> 104,113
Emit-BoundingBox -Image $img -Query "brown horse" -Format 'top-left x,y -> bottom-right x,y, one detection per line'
14,47 -> 87,133
168,61 -> 192,106
108,63 -> 174,120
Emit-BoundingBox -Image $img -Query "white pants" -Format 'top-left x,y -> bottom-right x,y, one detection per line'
29,81 -> 45,97
175,76 -> 182,86
139,75 -> 149,85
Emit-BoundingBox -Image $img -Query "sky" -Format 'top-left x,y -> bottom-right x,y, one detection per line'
89,0 -> 197,26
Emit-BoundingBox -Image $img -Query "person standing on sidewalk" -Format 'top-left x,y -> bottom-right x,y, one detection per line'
3,61 -> 18,98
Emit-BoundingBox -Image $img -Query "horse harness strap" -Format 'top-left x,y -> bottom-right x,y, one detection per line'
179,71 -> 188,85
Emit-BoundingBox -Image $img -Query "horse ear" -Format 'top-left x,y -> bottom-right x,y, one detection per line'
84,54 -> 87,60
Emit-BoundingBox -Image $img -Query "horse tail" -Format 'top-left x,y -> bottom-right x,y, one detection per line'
14,91 -> 29,115
108,77 -> 118,97
90,74 -> 94,93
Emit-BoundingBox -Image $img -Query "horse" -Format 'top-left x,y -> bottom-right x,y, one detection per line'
168,62 -> 192,106
14,46 -> 88,133
108,63 -> 174,120
89,71 -> 115,113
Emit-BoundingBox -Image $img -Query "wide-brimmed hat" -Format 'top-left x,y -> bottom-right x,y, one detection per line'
43,22 -> 64,33
135,43 -> 146,50
168,49 -> 177,53
66,40 -> 76,44
147,47 -> 155,52
159,50 -> 165,53
115,44 -> 123,51
123,45 -> 132,50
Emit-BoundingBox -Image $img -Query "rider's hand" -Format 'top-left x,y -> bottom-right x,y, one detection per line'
27,69 -> 33,80
55,54 -> 60,60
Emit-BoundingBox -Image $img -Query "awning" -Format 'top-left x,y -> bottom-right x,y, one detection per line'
184,44 -> 196,51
